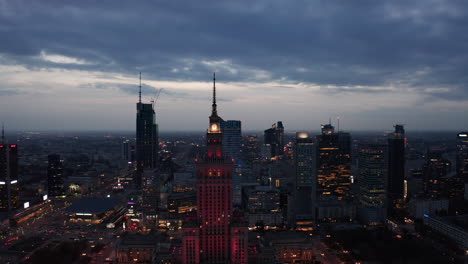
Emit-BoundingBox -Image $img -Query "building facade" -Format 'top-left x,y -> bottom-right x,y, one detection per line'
316,124 -> 351,201
387,125 -> 405,215
264,121 -> 284,157
136,78 -> 158,188
456,132 -> 468,183
47,154 -> 65,198
0,143 -> 19,213
358,143 -> 387,225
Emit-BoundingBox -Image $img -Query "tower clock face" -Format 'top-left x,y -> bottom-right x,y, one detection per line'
211,123 -> 218,131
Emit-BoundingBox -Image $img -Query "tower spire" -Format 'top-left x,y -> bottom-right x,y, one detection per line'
211,72 -> 217,116
1,122 -> 4,144
139,72 -> 142,103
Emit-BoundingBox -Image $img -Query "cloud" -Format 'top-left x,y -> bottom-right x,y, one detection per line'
0,0 -> 468,130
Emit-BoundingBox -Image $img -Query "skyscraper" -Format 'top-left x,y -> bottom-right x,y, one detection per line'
136,74 -> 158,187
182,74 -> 247,264
456,132 -> 468,183
293,132 -> 316,226
423,150 -> 451,199
220,120 -> 242,206
0,129 -> 19,213
358,143 -> 387,225
220,120 -> 242,162
47,154 -> 65,198
264,121 -> 284,157
295,132 -> 316,188
316,124 -> 351,201
387,125 -> 405,215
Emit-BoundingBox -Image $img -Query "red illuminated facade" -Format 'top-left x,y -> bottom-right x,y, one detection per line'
182,74 -> 247,264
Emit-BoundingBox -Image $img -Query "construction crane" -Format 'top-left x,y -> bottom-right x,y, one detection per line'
150,88 -> 163,107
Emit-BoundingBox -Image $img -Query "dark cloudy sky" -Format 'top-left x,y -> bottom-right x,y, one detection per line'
1,0 -> 467,132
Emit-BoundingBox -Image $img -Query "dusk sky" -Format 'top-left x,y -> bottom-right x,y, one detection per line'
1,0 -> 468,132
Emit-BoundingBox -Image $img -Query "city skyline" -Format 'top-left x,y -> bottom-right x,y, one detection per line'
1,1 -> 468,131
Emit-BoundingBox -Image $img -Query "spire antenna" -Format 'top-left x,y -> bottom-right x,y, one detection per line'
139,72 -> 142,103
1,122 -> 4,144
213,72 -> 216,105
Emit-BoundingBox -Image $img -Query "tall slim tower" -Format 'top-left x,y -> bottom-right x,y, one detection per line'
0,128 -> 19,213
182,74 -> 247,264
387,125 -> 405,215
136,73 -> 158,187
47,154 -> 65,198
220,120 -> 242,206
358,143 -> 387,225
293,132 -> 316,226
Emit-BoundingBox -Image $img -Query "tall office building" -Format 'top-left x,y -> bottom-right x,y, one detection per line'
220,120 -> 242,206
122,140 -> 130,161
264,121 -> 284,157
456,132 -> 468,183
141,169 -> 159,219
243,135 -> 259,164
358,143 -> 387,225
136,74 -> 158,187
316,124 -> 351,200
0,129 -> 19,213
47,154 -> 65,198
220,120 -> 242,162
293,132 -> 316,226
387,125 -> 405,215
182,74 -> 247,264
423,150 -> 451,199
295,132 -> 316,188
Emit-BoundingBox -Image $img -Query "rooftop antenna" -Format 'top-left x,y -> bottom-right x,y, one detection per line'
329,117 -> 331,125
213,72 -> 216,105
211,72 -> 217,116
139,72 -> 142,103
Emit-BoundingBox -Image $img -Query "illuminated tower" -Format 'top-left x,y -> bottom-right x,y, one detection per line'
316,124 -> 351,200
0,127 -> 19,213
182,74 -> 247,264
136,73 -> 158,187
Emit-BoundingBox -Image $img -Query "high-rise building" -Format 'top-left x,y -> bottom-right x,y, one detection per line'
423,150 -> 451,199
47,154 -> 65,198
122,140 -> 130,161
264,121 -> 284,157
316,124 -> 351,201
387,125 -> 405,215
456,132 -> 468,183
182,74 -> 247,264
358,143 -> 387,225
220,120 -> 242,162
141,169 -> 160,219
293,132 -> 316,227
295,132 -> 316,188
243,135 -> 259,164
136,74 -> 158,188
0,129 -> 19,213
221,120 -> 243,206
